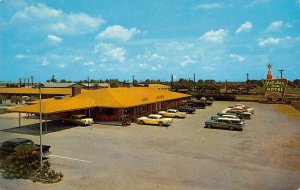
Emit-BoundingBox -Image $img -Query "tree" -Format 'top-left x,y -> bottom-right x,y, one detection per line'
60,79 -> 67,83
50,75 -> 57,83
11,96 -> 22,104
0,95 -> 7,104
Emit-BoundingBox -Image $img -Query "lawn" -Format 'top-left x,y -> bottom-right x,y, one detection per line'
286,88 -> 300,95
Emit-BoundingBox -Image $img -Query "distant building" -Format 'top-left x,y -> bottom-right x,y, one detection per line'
148,84 -> 171,91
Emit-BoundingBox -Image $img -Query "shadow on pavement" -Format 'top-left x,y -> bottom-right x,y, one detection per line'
0,121 -> 79,136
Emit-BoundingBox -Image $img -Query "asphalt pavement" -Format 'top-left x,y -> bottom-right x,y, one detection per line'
0,101 -> 299,190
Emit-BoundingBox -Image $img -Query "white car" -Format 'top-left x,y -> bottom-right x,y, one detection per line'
158,109 -> 187,118
137,114 -> 173,126
221,114 -> 240,119
235,104 -> 255,114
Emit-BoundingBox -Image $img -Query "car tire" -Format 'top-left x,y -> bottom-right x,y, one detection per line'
138,120 -> 144,125
206,124 -> 211,128
230,126 -> 235,131
158,122 -> 163,127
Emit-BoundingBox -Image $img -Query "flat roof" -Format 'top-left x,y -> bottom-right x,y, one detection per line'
9,87 -> 191,114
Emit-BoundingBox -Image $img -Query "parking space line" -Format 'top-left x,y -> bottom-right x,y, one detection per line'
49,155 -> 92,163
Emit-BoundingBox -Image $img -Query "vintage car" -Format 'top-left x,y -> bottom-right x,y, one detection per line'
204,118 -> 244,131
226,110 -> 251,120
235,104 -> 255,114
64,114 -> 94,126
177,106 -> 196,114
0,138 -> 51,158
158,109 -> 187,118
137,114 -> 173,126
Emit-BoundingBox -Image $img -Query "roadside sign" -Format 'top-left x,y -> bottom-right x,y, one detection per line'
263,78 -> 288,101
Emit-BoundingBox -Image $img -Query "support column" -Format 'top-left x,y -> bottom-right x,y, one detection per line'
19,112 -> 21,128
45,115 -> 48,134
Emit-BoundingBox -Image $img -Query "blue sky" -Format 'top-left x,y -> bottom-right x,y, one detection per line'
1,0 -> 300,82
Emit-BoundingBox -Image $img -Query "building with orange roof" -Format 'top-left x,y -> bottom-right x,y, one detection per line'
10,87 -> 191,124
0,87 -> 72,99
148,84 -> 171,91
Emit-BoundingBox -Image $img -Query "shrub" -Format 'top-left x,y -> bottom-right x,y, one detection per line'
1,144 -> 63,183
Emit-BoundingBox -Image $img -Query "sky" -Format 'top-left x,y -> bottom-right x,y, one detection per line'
0,0 -> 300,82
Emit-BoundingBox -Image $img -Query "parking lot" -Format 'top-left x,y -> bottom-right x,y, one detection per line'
0,101 -> 300,190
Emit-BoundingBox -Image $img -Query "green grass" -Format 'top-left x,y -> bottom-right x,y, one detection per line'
286,88 -> 300,95
0,109 -> 7,114
235,95 -> 265,101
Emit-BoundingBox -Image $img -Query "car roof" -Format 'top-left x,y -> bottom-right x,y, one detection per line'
217,117 -> 240,121
4,138 -> 33,145
148,114 -> 162,117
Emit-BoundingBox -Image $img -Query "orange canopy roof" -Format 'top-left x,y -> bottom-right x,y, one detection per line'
10,87 -> 191,114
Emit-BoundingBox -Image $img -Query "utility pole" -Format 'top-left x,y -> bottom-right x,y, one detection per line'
278,69 -> 284,78
193,74 -> 196,92
87,76 -> 90,90
246,73 -> 249,94
171,74 -> 174,90
30,76 -> 34,87
132,75 -> 135,86
37,83 -> 44,171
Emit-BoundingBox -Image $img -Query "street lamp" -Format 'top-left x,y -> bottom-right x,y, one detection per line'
37,83 -> 44,171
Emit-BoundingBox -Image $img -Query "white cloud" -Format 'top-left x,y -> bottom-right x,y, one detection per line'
41,57 -> 49,66
58,63 -> 65,68
196,3 -> 223,9
264,20 -> 292,33
83,61 -> 95,66
229,54 -> 245,62
139,63 -> 148,69
246,0 -> 270,8
11,3 -> 104,35
15,54 -> 26,59
264,21 -> 283,33
179,55 -> 195,67
259,37 -> 281,46
97,25 -> 141,41
236,21 -> 253,33
94,43 -> 126,63
160,41 -> 194,51
151,64 -> 162,71
47,34 -> 62,43
73,56 -> 83,62
202,66 -> 214,71
136,50 -> 165,62
199,29 -> 226,42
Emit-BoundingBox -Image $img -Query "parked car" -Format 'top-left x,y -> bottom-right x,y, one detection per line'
212,114 -> 241,121
219,110 -> 244,119
187,99 -> 206,109
204,118 -> 244,131
137,114 -> 173,126
235,104 -> 255,114
158,109 -> 187,118
64,114 -> 94,126
226,110 -> 251,120
177,106 -> 195,114
0,138 -> 51,158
